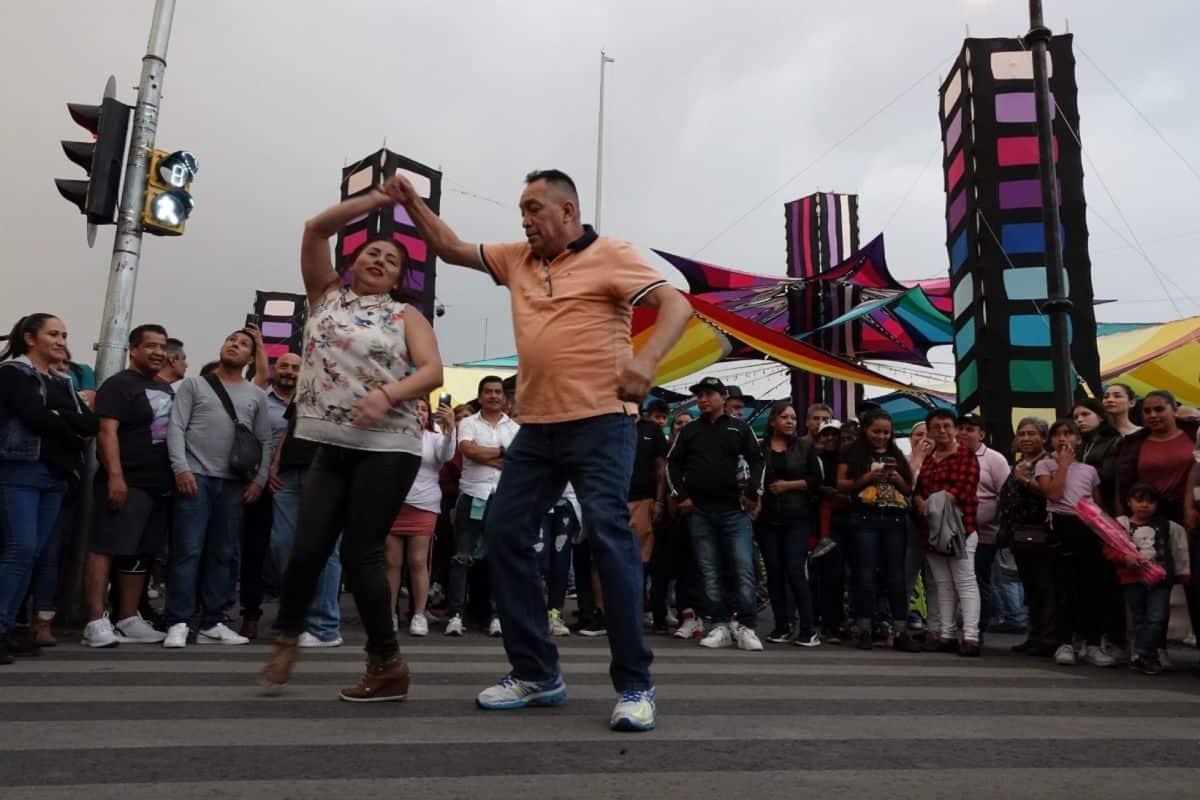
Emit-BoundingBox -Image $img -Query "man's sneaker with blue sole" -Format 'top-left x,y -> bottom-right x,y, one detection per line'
476,673 -> 567,710
610,687 -> 656,732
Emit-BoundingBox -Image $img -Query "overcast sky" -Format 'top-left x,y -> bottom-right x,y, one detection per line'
2,0 -> 1197,379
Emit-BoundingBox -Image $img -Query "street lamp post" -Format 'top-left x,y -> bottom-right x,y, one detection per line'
594,50 -> 614,231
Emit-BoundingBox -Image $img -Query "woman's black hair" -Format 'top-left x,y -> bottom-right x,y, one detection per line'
1142,389 -> 1178,410
840,409 -> 912,483
0,314 -> 58,361
1048,418 -> 1080,439
414,396 -> 436,433
763,400 -> 796,443
341,234 -> 420,305
1072,398 -> 1118,441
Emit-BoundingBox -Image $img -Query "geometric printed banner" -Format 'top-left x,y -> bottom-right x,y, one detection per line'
938,35 -> 1101,448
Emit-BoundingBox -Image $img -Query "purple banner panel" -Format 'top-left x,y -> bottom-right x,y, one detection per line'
999,179 -> 1061,209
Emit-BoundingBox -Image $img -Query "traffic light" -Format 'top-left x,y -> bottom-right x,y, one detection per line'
142,149 -> 197,236
55,95 -> 130,225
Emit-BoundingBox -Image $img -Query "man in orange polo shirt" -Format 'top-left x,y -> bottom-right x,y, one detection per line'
387,169 -> 690,732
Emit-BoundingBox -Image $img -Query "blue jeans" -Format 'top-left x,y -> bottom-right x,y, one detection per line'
690,507 -> 757,628
0,461 -> 67,633
486,413 -> 653,692
755,518 -> 815,637
1124,582 -> 1171,658
271,468 -> 341,641
166,475 -> 244,629
849,509 -> 908,628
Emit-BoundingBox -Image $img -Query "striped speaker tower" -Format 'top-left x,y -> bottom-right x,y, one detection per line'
335,149 -> 443,321
938,35 -> 1100,449
785,191 -> 864,424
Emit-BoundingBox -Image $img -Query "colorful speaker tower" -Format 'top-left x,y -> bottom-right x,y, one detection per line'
335,149 -> 443,320
938,35 -> 1101,447
785,191 -> 865,423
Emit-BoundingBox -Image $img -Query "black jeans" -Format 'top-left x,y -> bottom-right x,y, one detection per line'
811,513 -> 848,631
849,509 -> 908,629
276,446 -> 420,657
1051,513 -> 1119,647
239,488 -> 273,614
756,517 -> 815,637
649,513 -> 701,624
975,541 -> 997,632
1015,549 -> 1056,647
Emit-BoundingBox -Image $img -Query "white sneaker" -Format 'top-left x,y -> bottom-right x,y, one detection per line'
409,614 -> 429,637
1053,643 -> 1077,665
733,623 -> 764,652
665,610 -> 679,628
643,612 -> 654,629
1083,644 -> 1116,668
1100,635 -> 1125,664
297,631 -> 343,648
488,617 -> 503,638
673,614 -> 705,640
548,609 -> 570,637
392,614 -> 399,633
163,622 -> 189,649
793,632 -> 822,648
197,622 -> 250,645
445,614 -> 465,637
114,614 -> 166,644
699,624 -> 734,649
81,616 -> 120,648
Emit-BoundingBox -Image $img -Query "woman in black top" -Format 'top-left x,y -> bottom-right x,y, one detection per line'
1073,399 -> 1122,515
756,402 -> 822,646
0,314 -> 97,662
837,409 -> 919,651
997,417 -> 1054,656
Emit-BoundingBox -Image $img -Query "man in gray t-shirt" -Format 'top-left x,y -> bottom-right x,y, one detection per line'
163,330 -> 272,648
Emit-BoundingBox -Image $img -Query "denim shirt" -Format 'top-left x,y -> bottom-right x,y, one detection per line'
0,358 -> 47,462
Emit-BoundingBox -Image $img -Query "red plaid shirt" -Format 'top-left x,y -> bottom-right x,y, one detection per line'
916,442 -> 981,534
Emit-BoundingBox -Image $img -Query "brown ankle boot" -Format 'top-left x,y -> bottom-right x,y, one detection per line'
339,653 -> 410,702
239,609 -> 262,641
33,618 -> 57,647
260,636 -> 299,690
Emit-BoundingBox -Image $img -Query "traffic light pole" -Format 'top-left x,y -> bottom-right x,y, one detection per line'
94,0 -> 175,383
61,0 -> 177,626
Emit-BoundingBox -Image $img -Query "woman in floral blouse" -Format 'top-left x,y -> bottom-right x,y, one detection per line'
263,177 -> 443,701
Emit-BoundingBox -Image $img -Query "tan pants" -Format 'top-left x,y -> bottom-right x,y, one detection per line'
628,499 -> 656,563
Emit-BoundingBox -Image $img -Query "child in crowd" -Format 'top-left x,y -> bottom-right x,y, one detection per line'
1112,484 -> 1191,675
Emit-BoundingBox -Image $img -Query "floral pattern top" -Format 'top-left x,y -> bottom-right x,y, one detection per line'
294,286 -> 421,455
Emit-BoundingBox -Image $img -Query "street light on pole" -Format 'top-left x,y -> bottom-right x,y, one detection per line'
594,49 -> 614,232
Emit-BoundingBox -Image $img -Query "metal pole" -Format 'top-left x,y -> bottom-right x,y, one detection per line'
1025,0 -> 1074,418
63,0 -> 176,625
594,50 -> 614,231
94,0 -> 176,384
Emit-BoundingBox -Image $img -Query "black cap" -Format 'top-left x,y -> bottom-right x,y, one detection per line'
643,398 -> 669,415
689,376 -> 727,395
957,413 -> 984,428
725,385 -> 744,400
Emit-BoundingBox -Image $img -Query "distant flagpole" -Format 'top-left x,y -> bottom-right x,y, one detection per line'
595,49 -> 615,231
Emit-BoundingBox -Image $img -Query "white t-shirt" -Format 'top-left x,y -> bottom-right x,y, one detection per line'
404,429 -> 457,514
457,411 -> 520,499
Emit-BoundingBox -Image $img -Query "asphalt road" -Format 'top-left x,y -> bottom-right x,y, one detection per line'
3,609 -> 1199,799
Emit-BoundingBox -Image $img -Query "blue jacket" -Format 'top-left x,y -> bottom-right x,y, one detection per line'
0,358 -> 48,461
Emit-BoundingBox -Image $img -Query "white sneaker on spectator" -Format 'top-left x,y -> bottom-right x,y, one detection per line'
699,624 -> 733,649
488,617 -> 503,638
1053,644 -> 1077,665
81,616 -> 120,649
665,610 -> 679,628
197,622 -> 250,645
673,613 -> 704,640
732,623 -> 764,652
297,632 -> 342,648
548,609 -> 570,637
163,622 -> 189,649
409,615 -> 429,637
1082,645 -> 1116,667
445,614 -> 465,636
115,614 -> 165,644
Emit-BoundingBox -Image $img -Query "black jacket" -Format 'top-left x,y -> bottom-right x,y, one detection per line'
760,437 -> 821,523
666,413 -> 764,512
